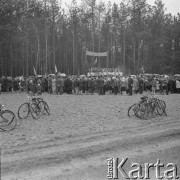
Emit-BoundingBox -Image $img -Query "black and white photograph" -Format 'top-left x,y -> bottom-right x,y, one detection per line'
0,0 -> 180,179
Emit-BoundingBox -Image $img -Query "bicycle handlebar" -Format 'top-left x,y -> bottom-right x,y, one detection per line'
0,104 -> 5,111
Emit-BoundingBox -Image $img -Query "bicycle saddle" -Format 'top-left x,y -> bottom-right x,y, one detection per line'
140,96 -> 148,100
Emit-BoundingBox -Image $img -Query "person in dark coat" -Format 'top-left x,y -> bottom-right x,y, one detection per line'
29,78 -> 34,94
79,78 -> 83,94
113,78 -> 119,95
42,76 -> 48,93
4,77 -> 8,92
13,78 -> 19,92
138,76 -> 144,94
82,78 -> 86,94
48,77 -> 52,94
88,78 -> 94,94
74,78 -> 80,94
85,78 -> 89,94
98,76 -> 104,95
128,76 -> 133,96
36,78 -> 42,95
58,77 -> 64,95
65,77 -> 72,94
168,77 -> 175,94
1,77 -> 5,92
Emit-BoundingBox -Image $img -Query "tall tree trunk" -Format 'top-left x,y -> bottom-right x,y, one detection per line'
98,7 -> 101,67
52,6 -> 55,74
10,43 -> 13,76
22,41 -> 25,76
123,28 -> 126,74
72,23 -> 75,74
33,24 -> 40,75
110,33 -> 113,67
45,1 -> 48,74
137,45 -> 140,72
45,24 -> 48,74
0,45 -> 2,76
71,6 -> 75,74
132,37 -> 136,74
81,46 -> 84,74
15,44 -> 18,76
91,0 -> 95,63
26,36 -> 29,76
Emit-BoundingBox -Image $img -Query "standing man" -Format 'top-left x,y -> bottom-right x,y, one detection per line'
51,76 -> 57,94
133,76 -> 139,94
98,75 -> 104,95
59,76 -> 64,95
48,76 -> 52,94
74,77 -> 80,95
151,77 -> 157,95
36,77 -> 42,95
138,76 -> 144,94
88,77 -> 94,95
65,76 -> 72,94
56,76 -> 61,95
128,76 -> 133,96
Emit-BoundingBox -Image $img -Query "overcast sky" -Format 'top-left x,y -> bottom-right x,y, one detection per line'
147,0 -> 179,15
61,0 -> 179,16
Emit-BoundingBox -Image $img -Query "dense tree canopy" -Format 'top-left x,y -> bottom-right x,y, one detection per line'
0,0 -> 180,76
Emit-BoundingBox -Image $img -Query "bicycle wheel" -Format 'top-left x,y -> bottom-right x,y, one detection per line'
18,103 -> 30,119
36,101 -> 45,116
139,103 -> 149,120
0,110 -> 17,131
156,100 -> 167,116
128,103 -> 139,117
158,99 -> 166,109
148,100 -> 158,116
42,101 -> 50,115
31,103 -> 41,119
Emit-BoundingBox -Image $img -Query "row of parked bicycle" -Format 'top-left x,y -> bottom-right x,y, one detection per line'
0,93 -> 167,132
0,94 -> 50,132
128,95 -> 167,119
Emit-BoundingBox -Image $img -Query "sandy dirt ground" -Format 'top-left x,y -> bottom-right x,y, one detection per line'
1,93 -> 180,180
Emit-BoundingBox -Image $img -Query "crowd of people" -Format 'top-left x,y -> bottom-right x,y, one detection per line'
0,74 -> 180,96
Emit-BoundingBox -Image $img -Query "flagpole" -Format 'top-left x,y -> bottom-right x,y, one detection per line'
33,66 -> 37,76
55,64 -> 58,74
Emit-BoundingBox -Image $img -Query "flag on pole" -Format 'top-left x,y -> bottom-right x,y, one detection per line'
55,64 -> 58,73
141,66 -> 145,74
33,66 -> 37,76
94,58 -> 97,65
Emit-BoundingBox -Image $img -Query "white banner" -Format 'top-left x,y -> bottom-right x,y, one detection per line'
86,50 -> 108,57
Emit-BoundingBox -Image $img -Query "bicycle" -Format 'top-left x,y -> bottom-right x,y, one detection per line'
18,94 -> 50,119
18,95 -> 42,119
128,95 -> 167,120
0,104 -> 17,131
128,97 -> 148,119
148,96 -> 166,116
28,91 -> 50,116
